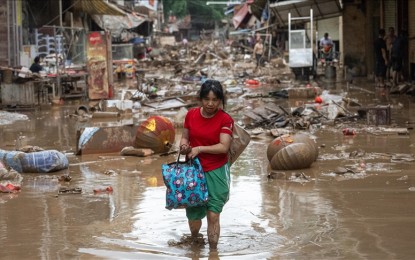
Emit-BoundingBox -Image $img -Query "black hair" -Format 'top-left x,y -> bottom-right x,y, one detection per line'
199,79 -> 226,109
34,56 -> 40,63
379,29 -> 385,36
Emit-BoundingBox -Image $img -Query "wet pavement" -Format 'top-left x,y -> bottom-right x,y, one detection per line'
1,77 -> 415,259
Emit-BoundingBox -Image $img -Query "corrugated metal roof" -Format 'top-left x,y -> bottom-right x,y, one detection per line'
270,0 -> 342,25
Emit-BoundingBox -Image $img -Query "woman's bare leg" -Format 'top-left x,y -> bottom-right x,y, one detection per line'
188,219 -> 202,238
207,210 -> 220,250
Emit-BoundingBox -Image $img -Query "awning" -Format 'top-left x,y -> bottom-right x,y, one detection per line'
92,12 -> 151,37
232,4 -> 252,29
74,0 -> 125,16
269,0 -> 342,26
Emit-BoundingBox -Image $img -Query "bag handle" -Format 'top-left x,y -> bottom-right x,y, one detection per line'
172,153 -> 193,168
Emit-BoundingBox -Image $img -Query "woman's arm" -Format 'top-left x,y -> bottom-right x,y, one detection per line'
187,133 -> 232,159
179,128 -> 192,154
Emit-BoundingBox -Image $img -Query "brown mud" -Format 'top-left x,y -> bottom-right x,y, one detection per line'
1,78 -> 415,259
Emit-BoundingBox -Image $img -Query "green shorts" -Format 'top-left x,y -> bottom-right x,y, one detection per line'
186,162 -> 231,220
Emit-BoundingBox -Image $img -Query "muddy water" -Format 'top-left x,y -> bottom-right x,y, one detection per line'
1,78 -> 415,259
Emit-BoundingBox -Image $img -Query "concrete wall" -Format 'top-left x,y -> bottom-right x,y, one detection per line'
342,3 -> 374,76
317,17 -> 340,41
0,0 -> 8,66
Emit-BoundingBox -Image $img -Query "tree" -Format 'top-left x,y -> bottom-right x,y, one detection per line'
162,0 -> 188,20
162,0 -> 224,22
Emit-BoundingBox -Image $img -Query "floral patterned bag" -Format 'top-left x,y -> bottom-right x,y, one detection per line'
161,157 -> 208,210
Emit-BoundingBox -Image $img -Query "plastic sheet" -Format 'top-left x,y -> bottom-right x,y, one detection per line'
78,127 -> 100,149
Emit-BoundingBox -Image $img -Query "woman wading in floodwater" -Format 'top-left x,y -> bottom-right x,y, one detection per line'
179,79 -> 234,251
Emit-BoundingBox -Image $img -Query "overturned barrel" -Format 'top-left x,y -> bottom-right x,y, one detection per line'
135,116 -> 175,153
267,133 -> 318,170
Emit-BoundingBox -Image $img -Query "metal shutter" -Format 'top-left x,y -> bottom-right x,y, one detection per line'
384,0 -> 396,31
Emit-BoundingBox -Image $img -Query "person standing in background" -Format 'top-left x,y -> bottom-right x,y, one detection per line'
29,56 -> 43,73
253,37 -> 264,71
319,32 -> 334,63
319,32 -> 334,49
384,27 -> 396,81
391,30 -> 406,86
374,29 -> 388,87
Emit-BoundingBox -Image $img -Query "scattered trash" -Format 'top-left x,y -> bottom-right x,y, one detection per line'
365,127 -> 409,135
120,147 -> 154,157
93,186 -> 113,194
342,128 -> 356,136
397,175 -> 408,181
17,145 -> 44,153
250,127 -> 265,136
315,96 -> 323,103
104,170 -> 117,175
363,105 -> 391,125
58,187 -> 82,195
0,183 -> 21,193
57,175 -> 72,182
334,167 -> 355,175
288,172 -> 310,182
349,149 -> 365,158
245,79 -> 260,86
91,111 -> 120,119
391,154 -> 415,162
0,164 -> 22,181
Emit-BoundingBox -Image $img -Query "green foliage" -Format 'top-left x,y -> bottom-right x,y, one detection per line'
162,0 -> 188,19
162,0 -> 225,21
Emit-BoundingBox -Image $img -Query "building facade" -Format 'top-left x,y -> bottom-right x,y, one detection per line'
342,0 -> 412,80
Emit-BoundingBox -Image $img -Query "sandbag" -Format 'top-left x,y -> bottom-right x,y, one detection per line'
0,149 -> 69,173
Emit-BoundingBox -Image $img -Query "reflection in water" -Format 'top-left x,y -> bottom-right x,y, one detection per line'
263,179 -> 342,258
80,159 -> 285,259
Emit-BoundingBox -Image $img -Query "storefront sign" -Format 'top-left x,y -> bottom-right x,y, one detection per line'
87,31 -> 111,100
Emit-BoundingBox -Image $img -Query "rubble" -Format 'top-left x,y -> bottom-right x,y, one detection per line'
3,36 -> 413,177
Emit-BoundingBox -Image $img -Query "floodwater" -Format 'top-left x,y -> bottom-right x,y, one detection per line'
1,76 -> 415,260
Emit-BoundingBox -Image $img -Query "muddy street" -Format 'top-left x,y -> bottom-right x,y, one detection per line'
0,77 -> 414,259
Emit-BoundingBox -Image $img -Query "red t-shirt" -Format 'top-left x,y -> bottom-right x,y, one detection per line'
184,107 -> 234,172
